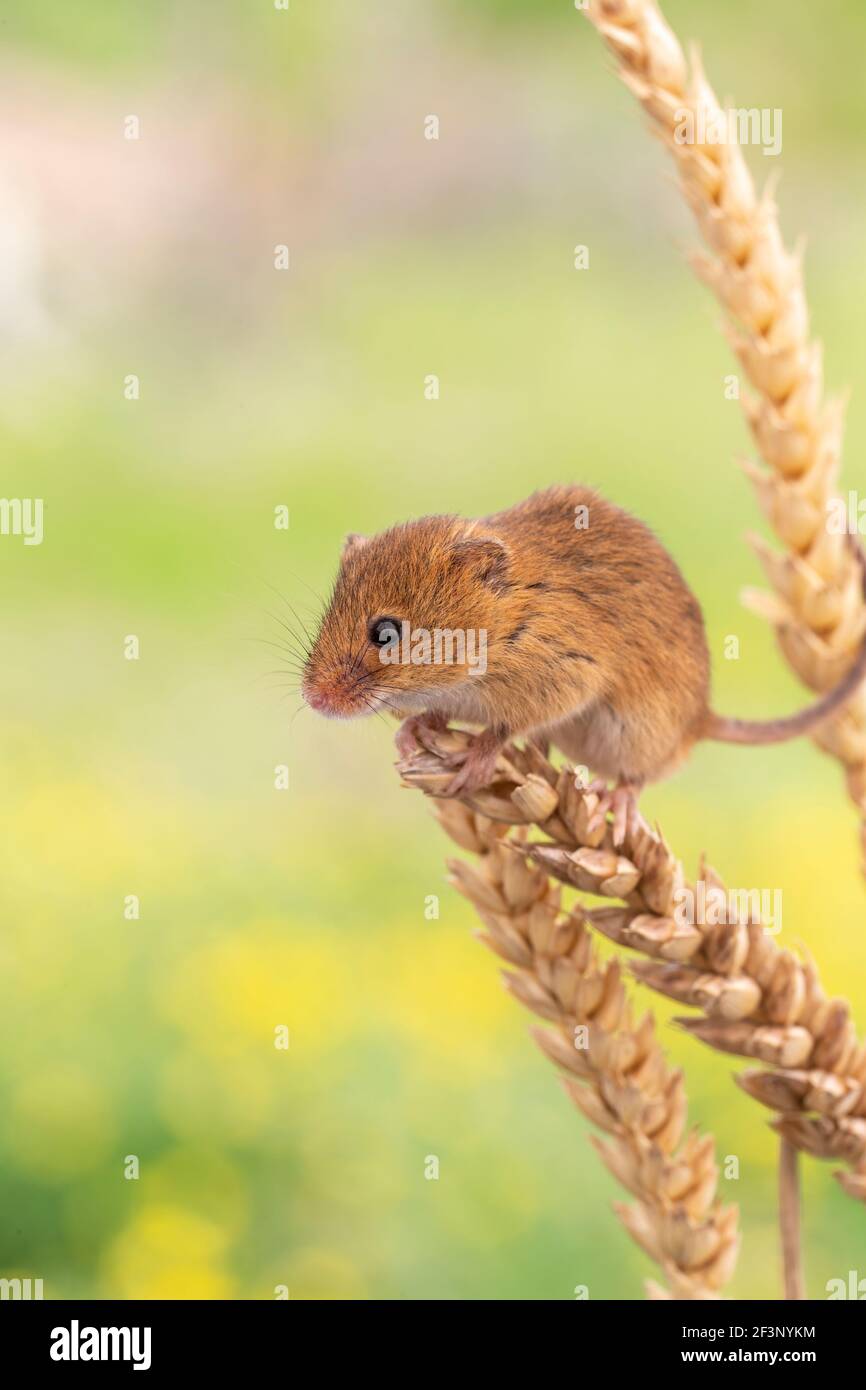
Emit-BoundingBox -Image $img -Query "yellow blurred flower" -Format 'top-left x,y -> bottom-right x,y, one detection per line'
161,925 -> 361,1059
102,1204 -> 235,1300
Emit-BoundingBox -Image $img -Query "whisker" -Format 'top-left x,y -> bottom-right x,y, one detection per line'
225,559 -> 325,627
260,581 -> 317,650
243,631 -> 309,674
358,694 -> 397,732
345,633 -> 371,681
263,608 -> 312,659
274,566 -> 328,610
260,653 -> 308,676
287,701 -> 308,729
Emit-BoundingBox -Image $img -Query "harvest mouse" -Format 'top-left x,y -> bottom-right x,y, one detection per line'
301,486 -> 866,840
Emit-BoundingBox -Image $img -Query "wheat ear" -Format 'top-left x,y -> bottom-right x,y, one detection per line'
584,0 -> 866,865
425,756 -> 739,1298
398,730 -> 866,1204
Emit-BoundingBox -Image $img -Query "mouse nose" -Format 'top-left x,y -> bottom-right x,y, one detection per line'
303,674 -> 364,718
304,686 -> 331,713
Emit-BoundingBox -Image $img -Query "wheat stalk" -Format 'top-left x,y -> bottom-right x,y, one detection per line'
584,0 -> 866,865
428,768 -> 739,1299
398,729 -> 866,1205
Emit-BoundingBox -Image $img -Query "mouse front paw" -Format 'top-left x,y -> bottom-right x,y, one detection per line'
442,730 -> 505,797
394,712 -> 449,759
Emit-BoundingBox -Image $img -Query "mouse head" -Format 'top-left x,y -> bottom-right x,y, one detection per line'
302,515 -> 510,719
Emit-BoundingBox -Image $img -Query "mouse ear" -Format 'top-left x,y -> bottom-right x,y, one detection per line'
341,532 -> 368,562
451,534 -> 510,591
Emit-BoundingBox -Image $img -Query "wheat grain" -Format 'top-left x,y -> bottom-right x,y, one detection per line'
398,729 -> 866,1201
429,780 -> 738,1299
584,0 -> 866,868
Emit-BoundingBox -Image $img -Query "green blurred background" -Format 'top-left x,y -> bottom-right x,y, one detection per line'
1,0 -> 865,1300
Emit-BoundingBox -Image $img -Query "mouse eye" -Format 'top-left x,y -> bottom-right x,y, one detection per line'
368,616 -> 401,648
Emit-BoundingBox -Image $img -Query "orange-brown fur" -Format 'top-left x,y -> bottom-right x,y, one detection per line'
302,485 -> 710,784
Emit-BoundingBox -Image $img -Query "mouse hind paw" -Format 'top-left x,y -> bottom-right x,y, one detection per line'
582,777 -> 646,847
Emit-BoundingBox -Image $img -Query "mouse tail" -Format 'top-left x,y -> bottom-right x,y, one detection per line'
707,536 -> 866,746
